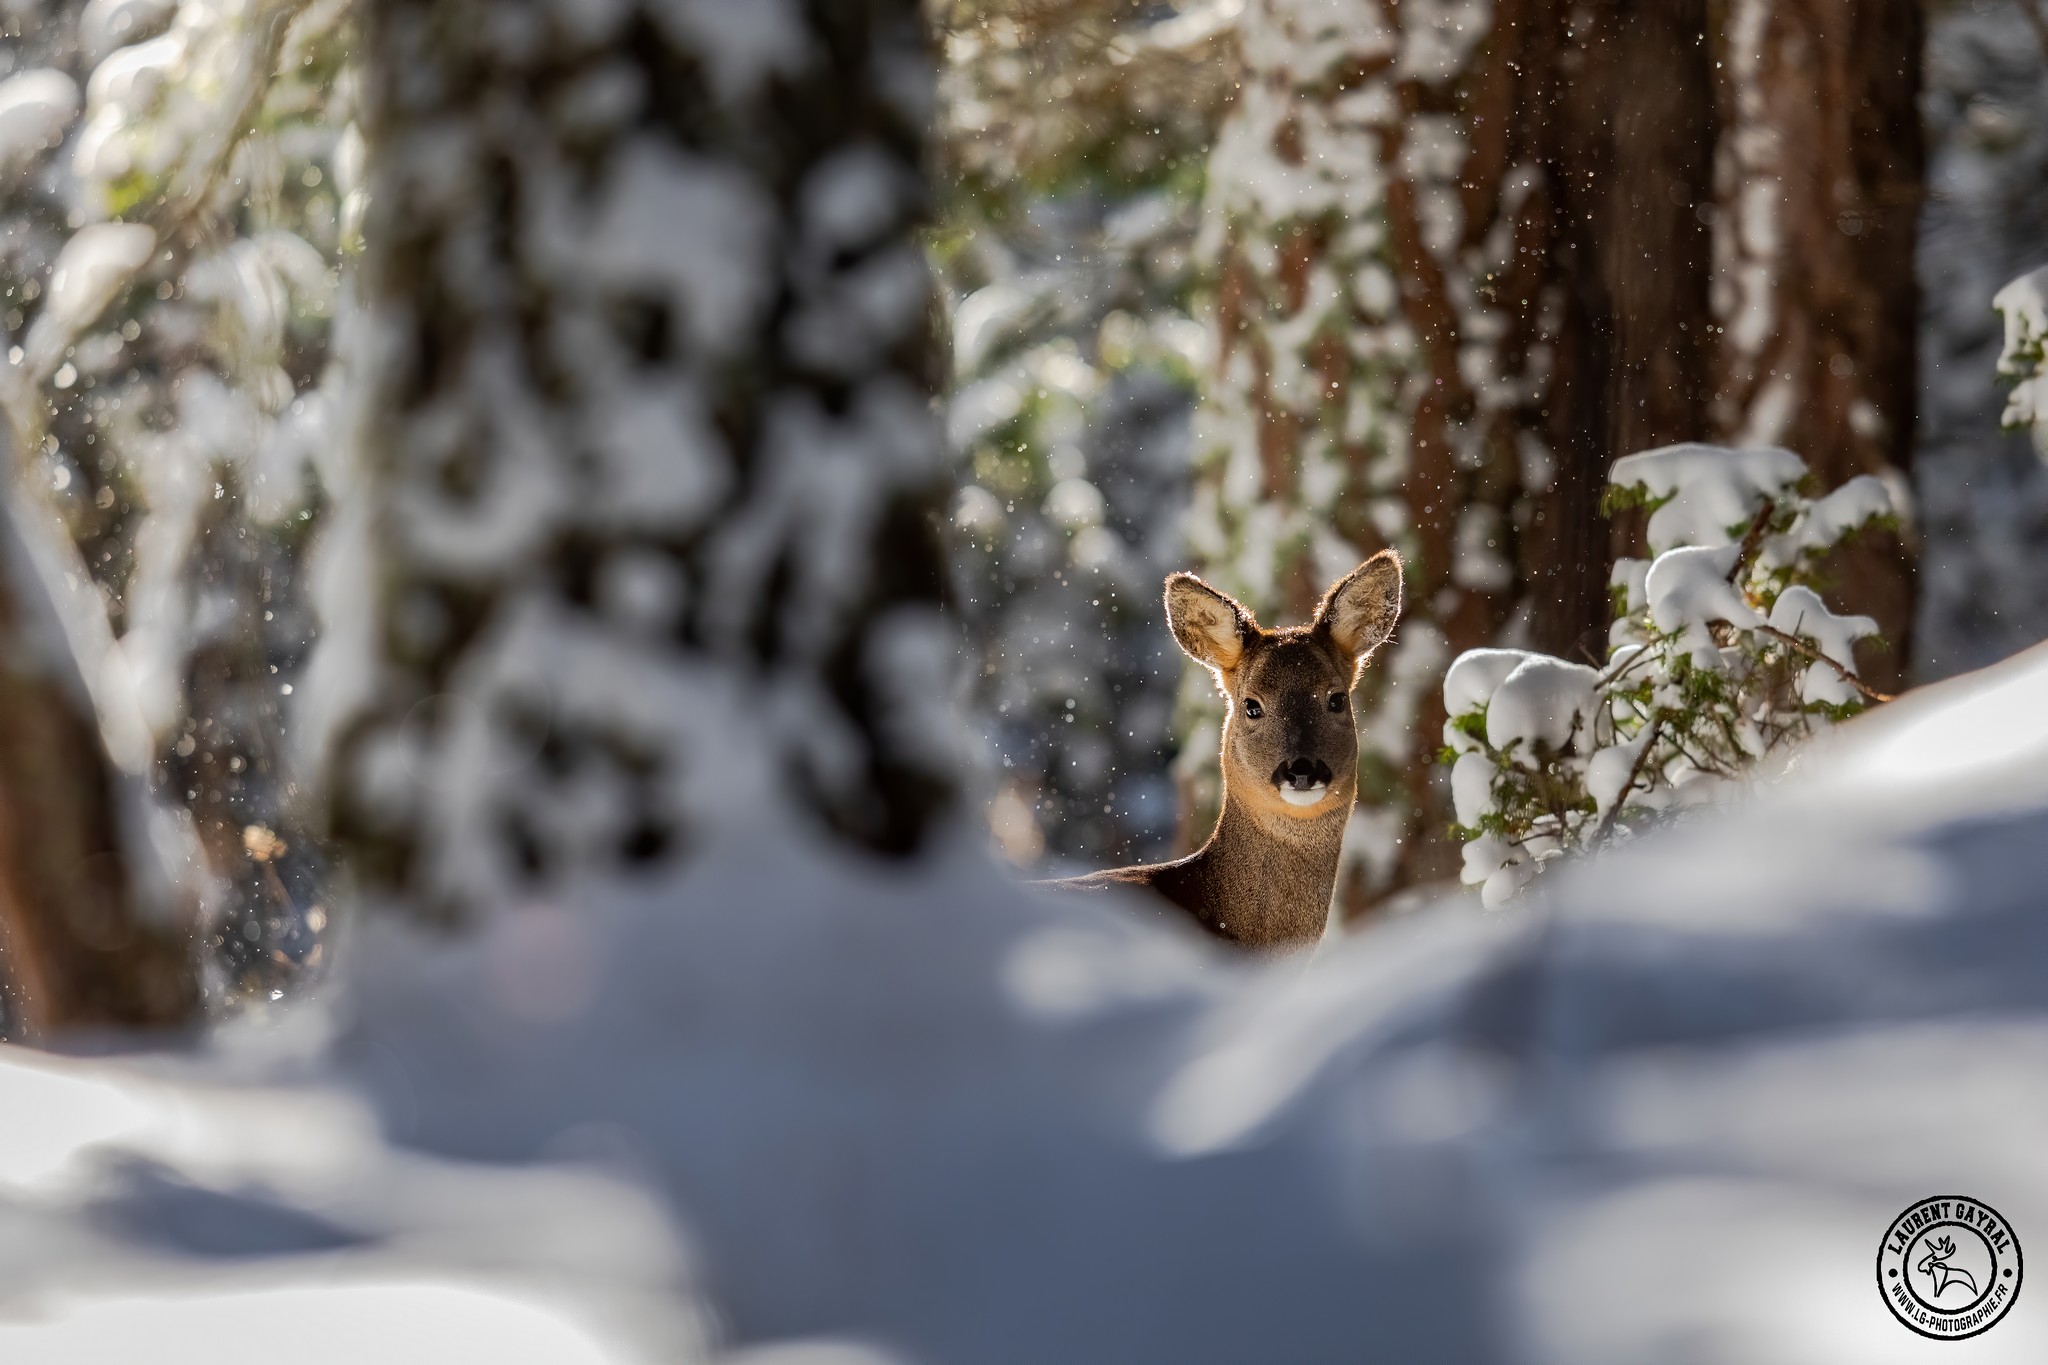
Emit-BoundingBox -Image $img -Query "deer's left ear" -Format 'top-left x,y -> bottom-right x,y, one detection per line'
1314,550 -> 1403,664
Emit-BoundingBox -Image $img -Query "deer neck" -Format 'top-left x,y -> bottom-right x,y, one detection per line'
1186,772 -> 1352,946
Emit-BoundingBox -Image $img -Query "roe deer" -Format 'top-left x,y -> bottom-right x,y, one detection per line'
1044,552 -> 1403,948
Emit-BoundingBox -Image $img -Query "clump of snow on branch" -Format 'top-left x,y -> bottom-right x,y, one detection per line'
1443,443 -> 1895,906
1995,263 -> 2048,454
0,68 -> 81,175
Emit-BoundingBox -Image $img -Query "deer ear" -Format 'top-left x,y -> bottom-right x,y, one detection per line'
1315,550 -> 1403,663
1164,572 -> 1253,674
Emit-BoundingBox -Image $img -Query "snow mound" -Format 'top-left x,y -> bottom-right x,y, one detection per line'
1609,442 -> 1807,553
0,1039 -> 903,1364
11,638 -> 2048,1361
333,640 -> 2048,1365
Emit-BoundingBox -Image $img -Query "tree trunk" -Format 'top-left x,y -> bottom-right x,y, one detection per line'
1711,0 -> 1923,689
1188,0 -> 1718,913
332,0 -> 960,916
1529,0 -> 1718,656
0,508 -> 198,1036
0,0 -> 200,1035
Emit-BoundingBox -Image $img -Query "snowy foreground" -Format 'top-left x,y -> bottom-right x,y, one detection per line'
7,648 -> 2048,1363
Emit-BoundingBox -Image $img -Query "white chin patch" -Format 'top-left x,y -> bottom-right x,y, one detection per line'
1278,783 -> 1329,807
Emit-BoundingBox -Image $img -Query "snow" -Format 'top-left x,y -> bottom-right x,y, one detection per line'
648,0 -> 814,106
1451,503 -> 1513,591
1042,477 -> 1106,530
0,1284 -> 656,1365
0,69 -> 80,172
588,139 -> 774,355
1767,585 -> 1878,706
1397,0 -> 1489,83
1643,542 -> 1760,668
1483,655 -> 1599,754
1441,646 -> 1537,724
20,221 -> 154,381
10,641 -> 2048,1360
1994,264 -> 2048,449
1457,829 -> 1532,906
7,496 -> 155,777
1608,442 -> 1807,553
1449,748 -> 1496,825
1766,472 -> 1893,564
1608,556 -> 1649,614
1803,639 -> 2048,825
79,0 -> 177,64
1584,726 -> 1660,819
948,283 -> 1032,376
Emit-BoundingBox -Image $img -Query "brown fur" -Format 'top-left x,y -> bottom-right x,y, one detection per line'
1042,553 -> 1403,949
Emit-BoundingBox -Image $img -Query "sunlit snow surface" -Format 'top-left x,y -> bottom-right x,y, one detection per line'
8,644 -> 2048,1361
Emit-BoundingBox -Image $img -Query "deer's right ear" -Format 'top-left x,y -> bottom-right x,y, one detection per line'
1165,573 -> 1252,674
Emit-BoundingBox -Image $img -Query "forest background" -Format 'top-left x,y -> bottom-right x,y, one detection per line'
0,1 -> 2039,1359
935,0 -> 2048,918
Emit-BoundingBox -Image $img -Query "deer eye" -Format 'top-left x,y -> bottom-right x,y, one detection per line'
1328,692 -> 1346,712
1243,698 -> 1264,719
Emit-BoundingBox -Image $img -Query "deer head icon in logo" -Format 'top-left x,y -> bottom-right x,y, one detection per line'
1918,1236 -> 1980,1301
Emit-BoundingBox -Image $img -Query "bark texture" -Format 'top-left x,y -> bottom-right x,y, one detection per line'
0,1 -> 200,1035
1188,0 -> 1718,911
334,0 -> 960,916
1711,0 -> 1923,689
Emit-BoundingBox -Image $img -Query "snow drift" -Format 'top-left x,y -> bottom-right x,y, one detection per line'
4,642 -> 2048,1362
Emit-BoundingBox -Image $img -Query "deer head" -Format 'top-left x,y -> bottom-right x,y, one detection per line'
1166,551 -> 1403,821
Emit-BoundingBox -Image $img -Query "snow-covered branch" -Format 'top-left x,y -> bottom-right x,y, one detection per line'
1996,263 -> 2048,454
1445,443 -> 1897,906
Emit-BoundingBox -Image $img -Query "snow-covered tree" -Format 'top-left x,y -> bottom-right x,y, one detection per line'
1916,1 -> 2048,677
1182,0 -> 1719,914
0,0 -> 357,1023
0,0 -> 352,1008
1446,442 -> 1896,905
0,495 -> 197,1033
323,0 -> 963,915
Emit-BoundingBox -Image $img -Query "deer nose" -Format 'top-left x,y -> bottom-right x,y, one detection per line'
1272,757 -> 1334,792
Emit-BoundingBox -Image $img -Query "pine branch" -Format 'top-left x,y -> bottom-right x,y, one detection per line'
1593,717 -> 1663,845
1755,624 -> 1897,704
1725,499 -> 1774,583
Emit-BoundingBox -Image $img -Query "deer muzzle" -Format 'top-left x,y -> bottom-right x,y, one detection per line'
1273,757 -> 1335,806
